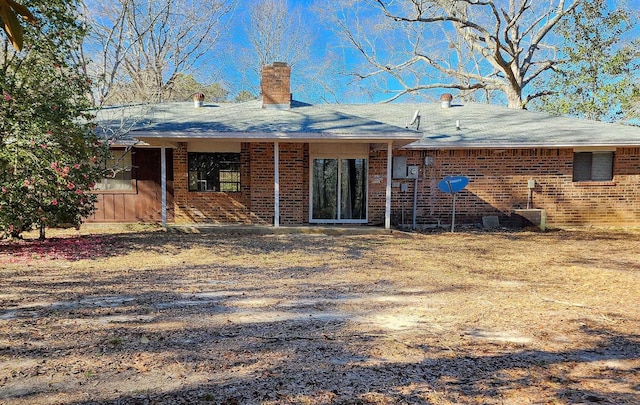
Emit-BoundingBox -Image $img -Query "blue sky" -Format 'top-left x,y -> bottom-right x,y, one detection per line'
211,0 -> 639,106
217,0 -> 348,102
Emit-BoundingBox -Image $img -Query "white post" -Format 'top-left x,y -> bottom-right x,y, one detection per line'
274,141 -> 280,227
385,141 -> 392,230
161,146 -> 167,228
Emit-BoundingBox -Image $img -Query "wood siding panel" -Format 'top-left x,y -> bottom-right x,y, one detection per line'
87,148 -> 174,223
103,194 -> 116,221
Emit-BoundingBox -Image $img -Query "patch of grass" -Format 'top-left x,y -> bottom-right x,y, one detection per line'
199,393 -> 215,402
109,336 -> 123,346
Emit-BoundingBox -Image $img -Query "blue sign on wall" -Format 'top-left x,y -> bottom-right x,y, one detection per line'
438,176 -> 469,194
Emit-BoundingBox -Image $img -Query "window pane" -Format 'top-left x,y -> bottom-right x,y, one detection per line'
591,152 -> 613,181
573,151 -> 614,182
340,159 -> 367,220
219,169 -> 241,192
312,158 -> 367,222
188,152 -> 240,192
95,149 -> 133,191
573,152 -> 592,182
312,159 -> 338,219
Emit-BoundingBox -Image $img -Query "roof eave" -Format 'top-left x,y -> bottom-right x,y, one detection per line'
132,130 -> 421,144
402,141 -> 640,150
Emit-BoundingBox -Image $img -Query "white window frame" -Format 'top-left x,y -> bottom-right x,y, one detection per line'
309,150 -> 369,224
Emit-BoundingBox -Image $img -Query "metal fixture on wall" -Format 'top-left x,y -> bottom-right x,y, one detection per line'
527,179 -> 536,209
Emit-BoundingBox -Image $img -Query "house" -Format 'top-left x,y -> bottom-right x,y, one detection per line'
90,63 -> 640,229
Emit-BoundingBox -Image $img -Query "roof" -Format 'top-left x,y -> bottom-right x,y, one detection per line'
98,100 -> 422,148
94,100 -> 640,149
404,102 -> 640,149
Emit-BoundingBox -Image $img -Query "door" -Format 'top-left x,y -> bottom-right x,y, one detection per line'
311,158 -> 367,223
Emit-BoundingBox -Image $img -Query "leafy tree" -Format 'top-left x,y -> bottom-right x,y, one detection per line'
206,83 -> 230,103
531,0 -> 639,122
0,0 -> 106,239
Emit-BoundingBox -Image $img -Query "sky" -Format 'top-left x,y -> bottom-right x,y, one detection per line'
215,0 -> 640,103
216,0 -> 349,103
219,0 -> 417,104
197,0 -> 640,106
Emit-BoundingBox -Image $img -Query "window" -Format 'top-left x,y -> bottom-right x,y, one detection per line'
573,151 -> 614,182
94,148 -> 134,191
188,152 -> 240,192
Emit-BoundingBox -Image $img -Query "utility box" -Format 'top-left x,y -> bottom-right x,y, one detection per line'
407,165 -> 419,179
392,157 -> 419,179
393,157 -> 407,179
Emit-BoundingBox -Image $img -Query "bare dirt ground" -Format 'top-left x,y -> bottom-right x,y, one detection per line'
0,225 -> 639,404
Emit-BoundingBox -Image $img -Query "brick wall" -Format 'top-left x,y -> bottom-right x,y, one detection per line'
367,149 -> 390,225
173,142 -> 188,212
377,148 -> 640,227
173,142 -> 256,224
249,143 -> 275,224
98,144 -> 640,228
278,143 -> 308,225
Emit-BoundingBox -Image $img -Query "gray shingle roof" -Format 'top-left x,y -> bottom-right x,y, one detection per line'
129,100 -> 421,144
404,102 -> 640,149
95,100 -> 640,149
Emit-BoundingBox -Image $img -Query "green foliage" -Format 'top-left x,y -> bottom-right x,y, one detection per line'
532,1 -> 639,122
0,0 -> 107,239
165,74 -> 229,102
234,90 -> 257,103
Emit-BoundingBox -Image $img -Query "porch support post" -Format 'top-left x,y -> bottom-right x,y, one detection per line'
385,141 -> 392,230
274,141 -> 280,227
160,146 -> 167,228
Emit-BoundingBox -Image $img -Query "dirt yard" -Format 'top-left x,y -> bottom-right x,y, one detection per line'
0,226 -> 639,404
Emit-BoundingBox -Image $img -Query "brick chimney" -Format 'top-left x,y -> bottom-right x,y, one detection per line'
261,62 -> 291,109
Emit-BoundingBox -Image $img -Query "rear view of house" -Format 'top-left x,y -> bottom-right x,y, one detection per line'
90,63 -> 640,229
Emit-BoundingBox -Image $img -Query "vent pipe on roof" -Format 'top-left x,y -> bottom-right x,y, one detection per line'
440,93 -> 453,108
193,93 -> 205,108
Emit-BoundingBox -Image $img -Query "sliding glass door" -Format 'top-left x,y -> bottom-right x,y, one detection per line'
311,158 -> 367,222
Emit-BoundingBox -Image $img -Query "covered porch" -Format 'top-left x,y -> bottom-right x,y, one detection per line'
136,133 -> 419,230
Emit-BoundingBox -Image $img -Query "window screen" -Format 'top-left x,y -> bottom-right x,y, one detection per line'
573,152 -> 613,182
188,152 -> 241,192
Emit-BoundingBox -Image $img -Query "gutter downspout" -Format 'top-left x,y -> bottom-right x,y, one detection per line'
412,177 -> 418,230
274,141 -> 280,227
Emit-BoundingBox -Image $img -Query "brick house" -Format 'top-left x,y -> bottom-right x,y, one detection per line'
90,63 -> 640,228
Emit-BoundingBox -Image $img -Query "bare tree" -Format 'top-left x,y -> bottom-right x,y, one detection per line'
83,0 -> 236,105
327,0 -> 583,108
235,0 -> 314,99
